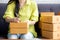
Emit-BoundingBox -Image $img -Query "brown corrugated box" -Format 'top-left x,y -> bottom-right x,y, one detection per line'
10,22 -> 29,34
58,12 -> 60,15
40,16 -> 60,23
39,12 -> 55,28
10,22 -> 29,29
41,23 -> 60,32
39,12 -> 60,39
10,29 -> 28,34
40,12 -> 54,16
39,22 -> 42,29
42,30 -> 60,39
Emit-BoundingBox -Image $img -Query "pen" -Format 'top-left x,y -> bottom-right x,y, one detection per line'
15,13 -> 19,18
15,13 -> 20,22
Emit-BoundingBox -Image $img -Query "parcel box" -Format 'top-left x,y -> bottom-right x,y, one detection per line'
58,11 -> 60,15
39,12 -> 54,29
10,22 -> 29,34
10,29 -> 28,34
39,22 -> 41,29
40,16 -> 60,23
42,30 -> 60,39
41,23 -> 60,32
39,21 -> 42,29
40,12 -> 54,16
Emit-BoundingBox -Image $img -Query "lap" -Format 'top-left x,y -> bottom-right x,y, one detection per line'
20,32 -> 34,39
8,32 -> 34,39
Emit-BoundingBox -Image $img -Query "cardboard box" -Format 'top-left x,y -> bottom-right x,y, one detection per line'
39,21 -> 42,29
40,16 -> 60,23
10,29 -> 28,34
41,23 -> 60,32
10,22 -> 29,34
42,30 -> 60,39
57,12 -> 60,15
39,22 -> 41,29
10,22 -> 29,29
40,12 -> 54,16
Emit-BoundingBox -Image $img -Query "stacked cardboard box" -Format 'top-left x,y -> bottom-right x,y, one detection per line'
41,22 -> 60,39
39,12 -> 60,39
42,30 -> 60,39
40,12 -> 55,16
39,12 -> 54,28
58,12 -> 60,15
40,16 -> 60,23
10,22 -> 29,34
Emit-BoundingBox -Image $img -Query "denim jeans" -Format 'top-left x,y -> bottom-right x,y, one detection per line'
8,32 -> 34,39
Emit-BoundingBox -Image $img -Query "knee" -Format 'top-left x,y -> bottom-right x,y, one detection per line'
20,32 -> 34,39
8,34 -> 18,39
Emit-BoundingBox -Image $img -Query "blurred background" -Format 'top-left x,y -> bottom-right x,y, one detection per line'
0,0 -> 60,4
0,0 -> 60,39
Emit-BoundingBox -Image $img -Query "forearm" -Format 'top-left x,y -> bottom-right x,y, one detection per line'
25,20 -> 36,25
29,21 -> 36,25
5,17 -> 20,23
5,17 -> 13,22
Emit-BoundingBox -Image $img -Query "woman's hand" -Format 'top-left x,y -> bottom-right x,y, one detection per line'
24,20 -> 30,24
12,17 -> 20,23
24,20 -> 36,25
5,17 -> 20,23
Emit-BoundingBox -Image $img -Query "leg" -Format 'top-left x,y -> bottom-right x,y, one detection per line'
7,33 -> 19,39
20,32 -> 34,39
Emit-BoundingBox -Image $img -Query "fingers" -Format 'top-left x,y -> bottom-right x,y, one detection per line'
5,17 -> 20,23
24,20 -> 30,24
13,17 -> 20,23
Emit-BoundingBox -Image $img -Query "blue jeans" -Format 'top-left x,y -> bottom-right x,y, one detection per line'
8,32 -> 34,39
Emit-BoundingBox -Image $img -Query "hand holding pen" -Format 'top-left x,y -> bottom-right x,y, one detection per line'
13,13 -> 20,23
